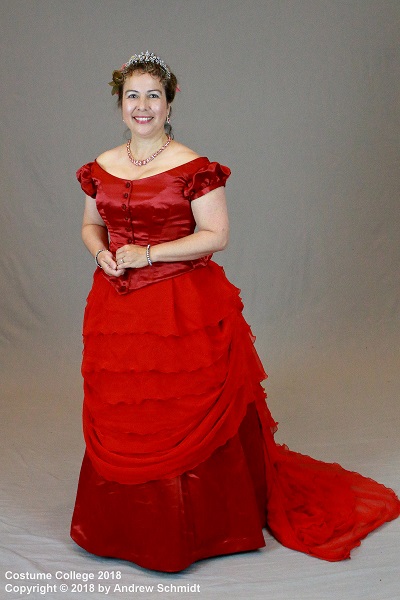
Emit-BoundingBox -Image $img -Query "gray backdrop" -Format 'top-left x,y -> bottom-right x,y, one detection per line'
1,2 -> 399,599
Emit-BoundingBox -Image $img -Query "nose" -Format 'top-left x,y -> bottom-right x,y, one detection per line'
137,96 -> 149,111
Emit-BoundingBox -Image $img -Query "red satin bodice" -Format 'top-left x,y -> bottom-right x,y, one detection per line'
76,157 -> 231,293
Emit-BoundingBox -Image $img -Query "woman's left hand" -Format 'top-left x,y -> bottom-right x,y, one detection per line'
115,244 -> 148,269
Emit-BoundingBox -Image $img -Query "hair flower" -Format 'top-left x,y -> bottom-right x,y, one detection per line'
112,70 -> 125,85
108,70 -> 125,95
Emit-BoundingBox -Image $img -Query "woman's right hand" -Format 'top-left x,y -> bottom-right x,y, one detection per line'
96,249 -> 126,277
81,196 -> 125,278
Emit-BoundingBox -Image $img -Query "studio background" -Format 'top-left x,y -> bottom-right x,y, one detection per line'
1,2 -> 399,599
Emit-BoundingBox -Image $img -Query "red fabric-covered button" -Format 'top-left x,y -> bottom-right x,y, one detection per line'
123,193 -> 129,198
125,182 -> 131,188
122,204 -> 127,210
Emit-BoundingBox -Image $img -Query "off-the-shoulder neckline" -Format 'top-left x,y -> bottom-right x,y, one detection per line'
93,156 -> 208,182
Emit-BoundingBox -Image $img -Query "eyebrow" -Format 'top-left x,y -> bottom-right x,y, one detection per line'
125,89 -> 163,94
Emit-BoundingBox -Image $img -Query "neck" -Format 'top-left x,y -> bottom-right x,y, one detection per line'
128,132 -> 169,160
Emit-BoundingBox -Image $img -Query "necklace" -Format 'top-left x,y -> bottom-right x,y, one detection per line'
126,136 -> 171,167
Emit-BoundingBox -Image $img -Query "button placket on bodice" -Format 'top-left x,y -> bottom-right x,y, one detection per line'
123,181 -> 134,245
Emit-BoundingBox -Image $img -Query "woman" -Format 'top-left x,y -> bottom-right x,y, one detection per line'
71,51 -> 400,572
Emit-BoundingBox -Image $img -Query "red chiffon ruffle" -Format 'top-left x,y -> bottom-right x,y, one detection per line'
80,262 -> 271,485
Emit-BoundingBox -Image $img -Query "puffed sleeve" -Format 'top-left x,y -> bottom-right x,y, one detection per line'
183,161 -> 231,201
76,162 -> 97,198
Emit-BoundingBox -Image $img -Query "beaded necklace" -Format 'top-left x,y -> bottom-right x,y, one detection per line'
126,136 -> 171,167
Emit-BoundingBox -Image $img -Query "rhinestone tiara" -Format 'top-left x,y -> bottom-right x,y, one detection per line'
121,51 -> 171,79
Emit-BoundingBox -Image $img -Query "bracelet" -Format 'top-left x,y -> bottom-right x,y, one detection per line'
146,244 -> 153,267
95,249 -> 106,268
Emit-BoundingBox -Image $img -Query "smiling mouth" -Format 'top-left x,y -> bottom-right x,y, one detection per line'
134,116 -> 153,123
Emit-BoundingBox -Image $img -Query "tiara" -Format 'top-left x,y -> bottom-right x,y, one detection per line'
121,51 -> 171,78
109,51 -> 173,96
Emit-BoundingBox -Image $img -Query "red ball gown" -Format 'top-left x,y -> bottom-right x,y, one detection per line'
70,157 -> 400,572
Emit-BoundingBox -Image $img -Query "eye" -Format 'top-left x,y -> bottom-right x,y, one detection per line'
149,93 -> 160,99
126,92 -> 138,99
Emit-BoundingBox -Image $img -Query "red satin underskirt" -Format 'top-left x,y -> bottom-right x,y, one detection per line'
70,401 -> 268,572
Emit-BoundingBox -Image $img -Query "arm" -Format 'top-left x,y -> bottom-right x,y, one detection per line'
81,196 -> 125,277
115,186 -> 229,268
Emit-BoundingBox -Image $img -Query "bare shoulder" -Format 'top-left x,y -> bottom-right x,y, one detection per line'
169,141 -> 201,164
96,145 -> 126,169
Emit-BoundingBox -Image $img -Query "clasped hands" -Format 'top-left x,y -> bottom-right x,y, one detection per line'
98,244 -> 148,277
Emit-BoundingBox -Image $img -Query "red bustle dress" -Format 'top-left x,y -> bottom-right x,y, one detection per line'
70,157 -> 400,572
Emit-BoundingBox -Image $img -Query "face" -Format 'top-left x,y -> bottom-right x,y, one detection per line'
122,72 -> 170,139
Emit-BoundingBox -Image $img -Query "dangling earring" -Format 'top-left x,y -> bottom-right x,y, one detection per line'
164,112 -> 172,137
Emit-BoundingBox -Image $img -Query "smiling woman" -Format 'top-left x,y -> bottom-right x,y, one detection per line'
122,73 -> 170,144
70,51 -> 400,573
